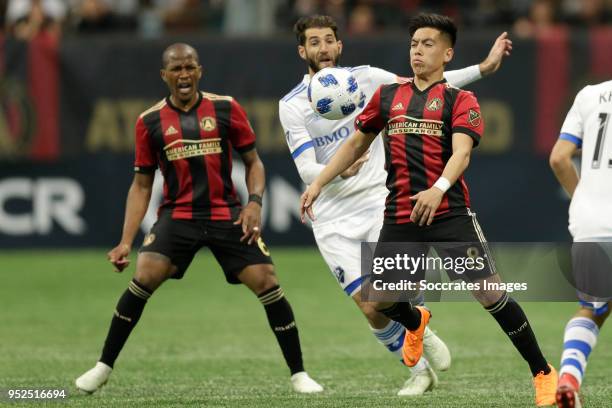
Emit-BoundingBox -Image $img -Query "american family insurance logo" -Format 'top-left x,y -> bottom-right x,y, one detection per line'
387,116 -> 444,137
164,139 -> 222,161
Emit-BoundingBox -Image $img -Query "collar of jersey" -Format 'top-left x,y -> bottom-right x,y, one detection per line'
410,78 -> 447,95
165,92 -> 203,114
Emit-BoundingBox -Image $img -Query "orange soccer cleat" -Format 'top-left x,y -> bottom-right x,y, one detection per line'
401,306 -> 431,367
534,363 -> 558,407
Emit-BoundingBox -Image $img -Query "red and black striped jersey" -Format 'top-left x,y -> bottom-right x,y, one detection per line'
355,79 -> 484,224
134,92 -> 256,221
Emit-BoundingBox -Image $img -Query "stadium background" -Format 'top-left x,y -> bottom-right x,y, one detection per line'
1,1 -> 611,406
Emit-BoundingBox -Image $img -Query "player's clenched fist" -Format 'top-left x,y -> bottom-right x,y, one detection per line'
107,243 -> 131,272
300,183 -> 322,223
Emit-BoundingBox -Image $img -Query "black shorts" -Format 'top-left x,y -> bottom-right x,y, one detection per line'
376,210 -> 496,282
139,214 -> 273,284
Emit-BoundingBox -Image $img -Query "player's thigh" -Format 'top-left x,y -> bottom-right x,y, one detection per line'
430,214 -> 497,280
571,240 -> 612,306
313,224 -> 367,297
373,223 -> 428,302
138,215 -> 203,286
205,221 -> 275,292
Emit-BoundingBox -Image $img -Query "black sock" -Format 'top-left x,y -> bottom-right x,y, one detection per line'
100,279 -> 151,368
378,302 -> 422,331
259,286 -> 304,375
485,293 -> 549,376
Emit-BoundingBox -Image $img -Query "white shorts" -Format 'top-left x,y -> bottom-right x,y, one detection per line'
573,238 -> 612,310
312,206 -> 384,297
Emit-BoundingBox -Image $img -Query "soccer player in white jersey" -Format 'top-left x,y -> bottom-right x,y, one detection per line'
549,79 -> 612,408
279,14 -> 512,396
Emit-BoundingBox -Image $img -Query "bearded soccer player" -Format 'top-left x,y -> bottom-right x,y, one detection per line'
549,79 -> 612,408
75,43 -> 322,395
300,14 -> 558,406
280,14 -> 513,396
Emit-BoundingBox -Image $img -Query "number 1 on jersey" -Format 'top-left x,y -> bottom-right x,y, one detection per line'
592,112 -> 611,169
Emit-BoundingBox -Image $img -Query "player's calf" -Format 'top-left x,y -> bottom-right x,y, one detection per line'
483,291 -> 551,377
76,278 -> 153,394
255,283 -> 323,393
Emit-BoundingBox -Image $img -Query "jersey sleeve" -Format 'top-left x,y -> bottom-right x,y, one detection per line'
134,116 -> 157,174
279,100 -> 313,161
368,66 -> 398,87
355,85 -> 386,135
452,90 -> 484,147
279,100 -> 337,185
559,88 -> 585,147
444,65 -> 482,88
229,98 -> 257,153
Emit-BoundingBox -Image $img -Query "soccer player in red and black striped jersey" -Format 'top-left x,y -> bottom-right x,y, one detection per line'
75,43 -> 323,395
300,14 -> 558,406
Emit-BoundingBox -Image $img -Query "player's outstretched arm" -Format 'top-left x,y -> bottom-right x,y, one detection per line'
234,148 -> 265,244
478,31 -> 512,76
444,31 -> 512,88
300,129 -> 376,222
549,139 -> 579,197
410,133 -> 473,226
108,172 -> 154,272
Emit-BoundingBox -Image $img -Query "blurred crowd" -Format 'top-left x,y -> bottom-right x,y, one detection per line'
1,0 -> 611,41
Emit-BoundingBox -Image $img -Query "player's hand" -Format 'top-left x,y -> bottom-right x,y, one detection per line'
300,182 -> 322,222
479,32 -> 513,76
340,151 -> 369,179
410,188 -> 444,226
234,201 -> 262,244
107,243 -> 131,272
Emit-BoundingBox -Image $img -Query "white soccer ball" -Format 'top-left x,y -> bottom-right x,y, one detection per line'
308,67 -> 366,120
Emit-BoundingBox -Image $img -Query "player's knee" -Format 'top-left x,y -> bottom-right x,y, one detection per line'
578,302 -> 612,327
594,308 -> 611,327
134,252 -> 175,292
472,288 -> 505,307
242,264 -> 278,295
357,300 -> 378,319
357,301 -> 388,326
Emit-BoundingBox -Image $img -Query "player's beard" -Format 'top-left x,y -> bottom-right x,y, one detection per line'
307,54 -> 341,73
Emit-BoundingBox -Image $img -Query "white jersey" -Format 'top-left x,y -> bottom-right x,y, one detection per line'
279,64 -> 482,226
560,80 -> 612,240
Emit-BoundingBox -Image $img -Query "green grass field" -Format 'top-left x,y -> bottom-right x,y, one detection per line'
1,249 -> 611,407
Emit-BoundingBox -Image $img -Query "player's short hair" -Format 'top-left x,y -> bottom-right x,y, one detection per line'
162,43 -> 199,68
293,15 -> 339,46
408,13 -> 457,47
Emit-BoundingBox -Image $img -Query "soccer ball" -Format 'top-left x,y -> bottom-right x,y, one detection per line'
308,67 -> 366,120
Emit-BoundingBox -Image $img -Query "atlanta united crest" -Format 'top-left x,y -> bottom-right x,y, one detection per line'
200,116 -> 216,132
143,233 -> 156,246
468,109 -> 481,127
426,97 -> 442,111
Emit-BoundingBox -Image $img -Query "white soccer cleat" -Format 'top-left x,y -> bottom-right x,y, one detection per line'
75,362 -> 112,394
397,362 -> 438,396
423,326 -> 451,371
290,371 -> 324,394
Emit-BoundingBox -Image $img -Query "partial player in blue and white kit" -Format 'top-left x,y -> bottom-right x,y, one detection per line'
550,79 -> 612,408
279,15 -> 513,396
